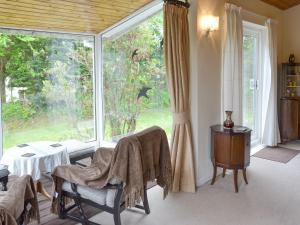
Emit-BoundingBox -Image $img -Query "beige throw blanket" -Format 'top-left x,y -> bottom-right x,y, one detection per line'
0,175 -> 40,225
51,148 -> 114,213
52,126 -> 172,210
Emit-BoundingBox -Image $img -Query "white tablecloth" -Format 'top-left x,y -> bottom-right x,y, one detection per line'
0,141 -> 70,181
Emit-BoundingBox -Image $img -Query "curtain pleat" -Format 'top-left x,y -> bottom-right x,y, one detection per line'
163,3 -> 196,192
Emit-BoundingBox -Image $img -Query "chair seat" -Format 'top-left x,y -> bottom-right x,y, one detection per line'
62,182 -> 107,205
62,181 -> 118,207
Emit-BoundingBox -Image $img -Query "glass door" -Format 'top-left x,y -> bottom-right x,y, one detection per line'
243,22 -> 265,145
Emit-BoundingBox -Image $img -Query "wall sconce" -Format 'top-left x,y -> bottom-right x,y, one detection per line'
200,15 -> 219,36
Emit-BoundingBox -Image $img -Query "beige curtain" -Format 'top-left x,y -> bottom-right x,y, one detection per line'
163,2 -> 196,193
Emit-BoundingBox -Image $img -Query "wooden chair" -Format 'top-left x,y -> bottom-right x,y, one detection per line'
57,126 -> 170,225
59,180 -> 150,225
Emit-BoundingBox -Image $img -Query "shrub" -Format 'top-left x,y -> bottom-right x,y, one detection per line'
2,101 -> 36,122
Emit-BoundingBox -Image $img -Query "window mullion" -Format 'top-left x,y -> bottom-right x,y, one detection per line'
95,34 -> 104,147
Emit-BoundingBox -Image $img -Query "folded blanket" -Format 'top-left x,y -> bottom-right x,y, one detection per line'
51,148 -> 113,213
135,126 -> 172,199
108,126 -> 172,207
0,175 -> 40,225
52,126 -> 172,210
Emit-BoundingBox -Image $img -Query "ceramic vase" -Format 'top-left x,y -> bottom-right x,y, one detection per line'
223,111 -> 234,129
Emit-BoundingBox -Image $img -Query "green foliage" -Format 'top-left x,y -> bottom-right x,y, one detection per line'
2,102 -> 36,123
0,12 -> 170,145
103,12 -> 170,139
0,30 -> 95,142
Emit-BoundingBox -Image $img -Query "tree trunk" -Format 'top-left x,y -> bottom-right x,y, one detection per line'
110,118 -> 121,137
0,57 -> 7,104
0,74 -> 6,103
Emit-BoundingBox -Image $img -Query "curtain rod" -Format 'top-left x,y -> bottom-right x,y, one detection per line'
163,0 -> 190,8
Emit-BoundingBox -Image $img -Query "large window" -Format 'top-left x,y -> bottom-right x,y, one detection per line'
0,4 -> 170,155
101,11 -> 172,143
242,22 -> 266,145
0,30 -> 96,153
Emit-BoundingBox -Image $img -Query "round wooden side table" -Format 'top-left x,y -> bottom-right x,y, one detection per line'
210,125 -> 251,193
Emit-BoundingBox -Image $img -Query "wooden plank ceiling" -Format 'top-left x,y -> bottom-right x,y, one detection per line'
0,0 -> 153,34
261,0 -> 300,10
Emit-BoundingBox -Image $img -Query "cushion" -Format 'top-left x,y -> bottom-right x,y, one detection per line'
106,178 -> 122,208
62,182 -> 107,206
62,178 -> 122,208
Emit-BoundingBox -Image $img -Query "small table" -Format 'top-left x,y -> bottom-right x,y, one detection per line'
210,125 -> 251,192
1,141 -> 70,199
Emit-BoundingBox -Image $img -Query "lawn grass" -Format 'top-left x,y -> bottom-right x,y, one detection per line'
3,108 -> 172,152
135,108 -> 172,137
3,122 -> 85,151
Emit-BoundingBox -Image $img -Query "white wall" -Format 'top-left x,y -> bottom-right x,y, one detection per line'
189,0 -> 284,187
190,0 -> 224,186
283,4 -> 300,63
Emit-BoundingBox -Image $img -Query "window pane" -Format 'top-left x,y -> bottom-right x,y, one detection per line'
102,12 -> 172,143
0,30 -> 96,152
243,31 -> 258,137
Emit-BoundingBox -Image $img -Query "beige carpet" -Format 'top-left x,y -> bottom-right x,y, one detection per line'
74,154 -> 300,225
253,147 -> 299,163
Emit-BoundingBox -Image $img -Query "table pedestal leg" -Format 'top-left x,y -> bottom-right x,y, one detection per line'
234,169 -> 238,193
35,181 -> 52,200
243,168 -> 248,184
211,165 -> 217,185
222,168 -> 226,178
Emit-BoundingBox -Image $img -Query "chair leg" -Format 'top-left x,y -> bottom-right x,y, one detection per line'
71,183 -> 89,225
113,211 -> 121,225
75,199 -> 89,225
59,195 -> 66,219
143,187 -> 150,214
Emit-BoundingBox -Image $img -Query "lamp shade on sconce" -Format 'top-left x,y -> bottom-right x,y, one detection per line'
200,15 -> 219,35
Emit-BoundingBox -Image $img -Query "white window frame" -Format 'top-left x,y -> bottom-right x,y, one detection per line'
242,21 -> 267,147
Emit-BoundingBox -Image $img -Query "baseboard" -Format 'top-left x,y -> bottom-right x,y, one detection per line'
251,144 -> 265,155
197,175 -> 212,187
196,170 -> 222,187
